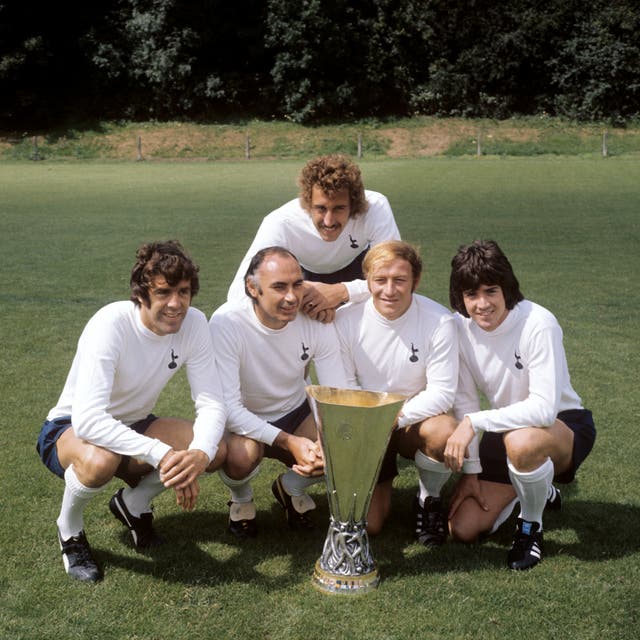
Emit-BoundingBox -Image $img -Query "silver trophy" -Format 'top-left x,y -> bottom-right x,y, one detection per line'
306,385 -> 406,594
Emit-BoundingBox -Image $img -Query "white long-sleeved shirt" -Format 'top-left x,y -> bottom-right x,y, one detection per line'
454,300 -> 583,433
226,191 -> 400,304
335,295 -> 458,426
48,301 -> 226,467
335,295 -> 481,473
210,297 -> 350,445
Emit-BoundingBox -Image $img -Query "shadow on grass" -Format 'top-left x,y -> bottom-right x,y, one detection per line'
377,485 -> 640,579
96,501 -> 328,590
92,482 -> 640,588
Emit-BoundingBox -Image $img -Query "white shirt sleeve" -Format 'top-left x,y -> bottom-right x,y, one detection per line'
344,193 -> 401,304
227,214 -> 288,303
312,322 -> 352,389
184,315 -> 227,462
397,315 -> 458,427
70,318 -> 171,467
335,318 -> 362,390
210,312 -> 282,446
467,326 -> 563,433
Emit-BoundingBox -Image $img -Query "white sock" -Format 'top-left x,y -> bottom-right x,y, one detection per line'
279,470 -> 321,514
280,469 -> 323,497
489,496 -> 519,535
507,457 -> 554,528
56,465 -> 106,540
122,470 -> 165,517
219,466 -> 260,503
415,450 -> 451,506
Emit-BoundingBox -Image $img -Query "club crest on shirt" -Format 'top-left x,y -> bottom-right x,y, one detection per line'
514,350 -> 523,370
349,234 -> 359,249
168,348 -> 179,369
300,342 -> 310,361
409,343 -> 419,363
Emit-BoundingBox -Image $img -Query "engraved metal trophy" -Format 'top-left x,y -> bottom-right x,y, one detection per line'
306,385 -> 406,594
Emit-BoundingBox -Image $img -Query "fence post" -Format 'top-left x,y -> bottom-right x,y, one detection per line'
136,136 -> 143,161
245,134 -> 251,160
602,130 -> 608,157
357,133 -> 362,158
476,129 -> 482,156
32,136 -> 40,161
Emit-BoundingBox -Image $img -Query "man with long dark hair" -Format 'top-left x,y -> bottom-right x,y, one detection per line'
445,240 -> 595,570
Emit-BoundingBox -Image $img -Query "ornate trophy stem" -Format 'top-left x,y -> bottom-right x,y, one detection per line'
306,386 -> 406,595
314,517 -> 377,593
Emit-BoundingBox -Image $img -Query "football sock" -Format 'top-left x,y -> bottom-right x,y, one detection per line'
415,450 -> 451,506
281,468 -> 323,497
507,456 -> 554,528
57,464 -> 106,540
122,470 -> 164,517
218,466 -> 260,503
489,496 -> 519,535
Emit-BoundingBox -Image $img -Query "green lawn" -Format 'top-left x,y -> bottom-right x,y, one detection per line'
1,157 -> 638,639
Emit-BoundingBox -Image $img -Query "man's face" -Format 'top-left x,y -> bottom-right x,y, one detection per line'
308,185 -> 351,242
368,258 -> 417,321
247,254 -> 304,329
138,276 -> 192,336
462,283 -> 508,332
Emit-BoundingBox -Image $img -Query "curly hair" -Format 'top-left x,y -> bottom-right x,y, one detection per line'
130,240 -> 200,307
449,240 -> 524,316
297,155 -> 368,218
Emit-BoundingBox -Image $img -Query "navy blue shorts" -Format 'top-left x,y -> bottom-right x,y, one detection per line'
36,413 -> 158,479
263,400 -> 312,464
301,248 -> 368,285
478,409 -> 596,485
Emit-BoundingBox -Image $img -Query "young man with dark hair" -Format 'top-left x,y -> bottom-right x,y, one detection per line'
226,155 -> 400,323
37,240 -> 227,582
211,246 -> 350,537
445,240 -> 596,570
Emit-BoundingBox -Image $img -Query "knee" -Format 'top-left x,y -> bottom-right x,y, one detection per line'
504,431 -> 542,470
206,439 -> 227,473
366,483 -> 391,536
367,518 -> 384,537
448,515 -> 482,544
422,415 -> 458,459
366,505 -> 387,536
75,447 -> 120,486
224,438 -> 262,479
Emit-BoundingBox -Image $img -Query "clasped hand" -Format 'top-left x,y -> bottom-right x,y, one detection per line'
159,448 -> 209,512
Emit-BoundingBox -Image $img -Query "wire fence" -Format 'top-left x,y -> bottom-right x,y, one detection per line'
3,124 -> 640,162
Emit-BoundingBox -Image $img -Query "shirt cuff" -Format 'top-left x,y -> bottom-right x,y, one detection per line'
146,439 -> 172,468
260,422 -> 282,447
188,443 -> 213,465
462,457 -> 482,474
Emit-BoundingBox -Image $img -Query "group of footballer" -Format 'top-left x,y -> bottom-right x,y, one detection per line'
37,155 -> 595,583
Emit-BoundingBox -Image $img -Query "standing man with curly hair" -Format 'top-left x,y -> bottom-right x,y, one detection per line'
227,155 -> 400,323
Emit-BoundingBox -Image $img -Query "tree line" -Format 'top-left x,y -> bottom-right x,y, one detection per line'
1,0 -> 639,130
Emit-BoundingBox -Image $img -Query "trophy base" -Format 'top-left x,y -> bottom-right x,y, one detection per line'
312,560 -> 380,595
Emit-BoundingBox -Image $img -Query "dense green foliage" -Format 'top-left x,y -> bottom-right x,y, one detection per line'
1,0 -> 639,128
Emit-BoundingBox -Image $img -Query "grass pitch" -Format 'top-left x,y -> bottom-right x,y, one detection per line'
0,157 -> 638,639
